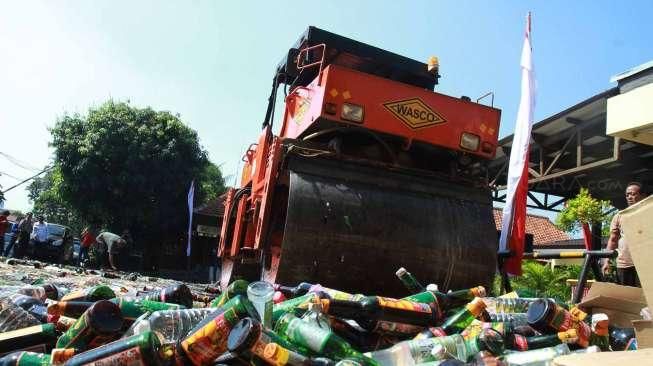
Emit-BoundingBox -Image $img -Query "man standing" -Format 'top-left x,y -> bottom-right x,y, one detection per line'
30,216 -> 48,258
0,210 -> 9,256
95,231 -> 126,270
603,182 -> 646,287
14,212 -> 33,258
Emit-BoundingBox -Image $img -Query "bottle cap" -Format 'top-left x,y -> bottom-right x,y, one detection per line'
569,306 -> 588,322
591,313 -> 609,336
87,300 -> 123,334
526,298 -> 552,329
558,329 -> 578,343
227,317 -> 261,353
471,286 -> 486,298
395,267 -> 407,276
426,284 -> 439,292
263,343 -> 290,363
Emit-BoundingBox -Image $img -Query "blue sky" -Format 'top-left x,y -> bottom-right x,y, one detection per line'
1,1 -> 651,213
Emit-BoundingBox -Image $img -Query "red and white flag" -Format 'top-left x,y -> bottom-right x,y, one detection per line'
499,13 -> 536,276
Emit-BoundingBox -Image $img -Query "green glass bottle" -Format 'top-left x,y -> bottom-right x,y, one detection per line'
65,331 -> 162,366
319,296 -> 438,327
274,313 -> 378,366
274,282 -> 314,299
0,351 -> 51,366
395,267 -> 425,294
227,317 -> 312,359
55,300 -> 124,350
59,285 -> 115,302
180,295 -> 258,365
0,323 -> 58,355
111,297 -> 185,324
405,286 -> 485,312
273,292 -> 322,323
507,329 -> 578,351
414,297 -> 486,339
210,280 -> 249,308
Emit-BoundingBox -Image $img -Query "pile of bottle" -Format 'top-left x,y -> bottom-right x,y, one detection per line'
0,267 -> 639,366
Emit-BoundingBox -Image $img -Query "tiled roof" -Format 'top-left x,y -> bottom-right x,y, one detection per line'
493,208 -> 570,245
193,193 -> 227,218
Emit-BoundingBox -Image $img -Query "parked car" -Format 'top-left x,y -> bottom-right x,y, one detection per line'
28,223 -> 73,263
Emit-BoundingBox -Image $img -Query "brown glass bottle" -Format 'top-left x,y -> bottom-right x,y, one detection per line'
137,283 -> 193,309
319,296 -> 438,327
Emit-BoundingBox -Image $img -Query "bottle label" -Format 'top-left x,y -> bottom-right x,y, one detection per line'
86,346 -> 144,366
372,320 -> 423,335
287,318 -> 329,353
50,348 -> 76,364
377,297 -> 432,314
0,324 -> 44,341
181,308 -> 238,364
61,289 -> 86,302
324,289 -> 357,301
513,334 -> 529,351
408,338 -> 439,363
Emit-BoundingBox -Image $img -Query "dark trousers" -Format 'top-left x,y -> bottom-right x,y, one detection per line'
79,246 -> 89,264
617,267 -> 641,287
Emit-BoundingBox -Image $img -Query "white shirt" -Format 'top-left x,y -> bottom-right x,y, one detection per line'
31,222 -> 48,242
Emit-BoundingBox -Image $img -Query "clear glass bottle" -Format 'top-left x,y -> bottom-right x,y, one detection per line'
502,343 -> 570,366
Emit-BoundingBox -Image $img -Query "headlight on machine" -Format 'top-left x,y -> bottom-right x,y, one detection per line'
341,103 -> 364,123
460,132 -> 480,151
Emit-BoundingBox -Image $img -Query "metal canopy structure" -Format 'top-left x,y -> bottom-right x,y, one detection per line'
489,87 -> 653,211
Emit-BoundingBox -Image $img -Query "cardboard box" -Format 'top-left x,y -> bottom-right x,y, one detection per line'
620,196 -> 653,309
633,320 -> 653,349
552,349 -> 653,365
577,282 -> 647,328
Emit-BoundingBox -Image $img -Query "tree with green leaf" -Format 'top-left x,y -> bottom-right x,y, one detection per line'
555,188 -> 613,236
48,100 -> 225,269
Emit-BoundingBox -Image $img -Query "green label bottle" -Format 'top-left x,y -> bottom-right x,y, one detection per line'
55,300 -> 123,350
0,323 -> 58,355
59,285 -> 115,302
65,331 -> 161,366
274,313 -> 378,366
111,297 -> 185,325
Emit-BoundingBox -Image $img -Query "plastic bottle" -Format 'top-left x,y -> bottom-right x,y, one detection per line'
366,328 -> 503,365
0,351 -> 51,366
248,281 -> 275,328
395,268 -> 426,294
0,323 -> 59,355
55,300 -> 124,350
64,331 -> 163,366
0,299 -> 41,332
1,294 -> 48,323
501,343 -> 570,366
274,313 -> 378,366
123,308 -> 214,344
609,325 -> 636,351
